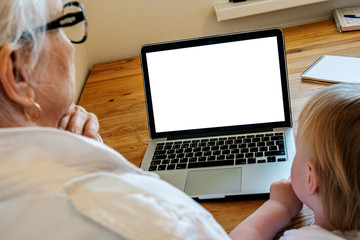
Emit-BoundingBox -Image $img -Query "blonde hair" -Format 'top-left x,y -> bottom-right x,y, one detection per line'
299,83 -> 360,231
0,0 -> 47,126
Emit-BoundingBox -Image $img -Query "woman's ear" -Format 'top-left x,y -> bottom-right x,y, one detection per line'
306,160 -> 319,195
0,43 -> 35,107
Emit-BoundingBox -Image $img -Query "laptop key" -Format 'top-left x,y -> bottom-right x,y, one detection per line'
194,152 -> 203,157
220,144 -> 228,150
167,164 -> 176,170
222,149 -> 231,155
213,150 -> 221,155
248,158 -> 256,164
158,165 -> 167,170
231,149 -> 240,154
170,159 -> 179,164
236,153 -> 244,159
202,146 -> 211,151
189,157 -> 198,162
180,158 -> 189,163
167,149 -> 176,154
269,146 -> 278,151
271,135 -> 283,141
177,153 -> 185,158
259,146 -> 268,151
265,150 -> 285,156
241,148 -> 249,153
248,143 -> 256,148
161,160 -> 170,165
204,151 -> 212,156
250,147 -> 258,152
175,149 -> 184,153
198,156 -> 207,162
154,150 -> 166,155
243,138 -> 251,143
149,165 -> 158,171
151,160 -> 161,165
155,145 -> 164,150
235,159 -> 246,165
168,154 -> 176,159
176,163 -> 187,169
226,154 -> 235,160
153,154 -> 167,160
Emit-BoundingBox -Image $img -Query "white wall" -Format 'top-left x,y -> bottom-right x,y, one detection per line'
74,0 -> 359,101
73,43 -> 90,101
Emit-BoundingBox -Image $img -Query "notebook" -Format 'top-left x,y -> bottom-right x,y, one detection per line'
301,55 -> 360,84
140,28 -> 296,199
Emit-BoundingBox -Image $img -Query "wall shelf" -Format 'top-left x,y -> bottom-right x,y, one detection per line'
214,0 -> 329,22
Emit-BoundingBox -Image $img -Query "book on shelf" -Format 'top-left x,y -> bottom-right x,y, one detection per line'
334,7 -> 360,33
301,55 -> 360,84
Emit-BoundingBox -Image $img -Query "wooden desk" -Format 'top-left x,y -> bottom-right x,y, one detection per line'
79,20 -> 360,237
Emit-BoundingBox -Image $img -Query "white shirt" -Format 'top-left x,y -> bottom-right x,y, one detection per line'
0,127 -> 230,240
281,225 -> 360,240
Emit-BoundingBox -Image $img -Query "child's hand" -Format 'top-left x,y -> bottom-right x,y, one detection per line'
269,179 -> 303,219
229,179 -> 304,240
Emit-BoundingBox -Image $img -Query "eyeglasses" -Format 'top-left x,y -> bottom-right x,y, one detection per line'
21,1 -> 88,44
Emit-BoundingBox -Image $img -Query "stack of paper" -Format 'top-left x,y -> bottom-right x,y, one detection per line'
334,7 -> 360,33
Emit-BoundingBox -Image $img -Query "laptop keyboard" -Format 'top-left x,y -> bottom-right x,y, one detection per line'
148,132 -> 286,171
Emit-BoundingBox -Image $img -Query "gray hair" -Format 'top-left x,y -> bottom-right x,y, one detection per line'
0,0 -> 48,126
0,0 -> 48,67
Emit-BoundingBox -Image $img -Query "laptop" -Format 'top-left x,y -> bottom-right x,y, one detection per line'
140,28 -> 296,199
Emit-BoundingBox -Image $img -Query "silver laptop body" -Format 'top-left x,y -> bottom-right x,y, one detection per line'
140,28 -> 295,199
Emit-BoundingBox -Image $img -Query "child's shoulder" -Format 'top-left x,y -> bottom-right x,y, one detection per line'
280,225 -> 360,240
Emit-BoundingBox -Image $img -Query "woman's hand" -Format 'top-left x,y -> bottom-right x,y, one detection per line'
58,103 -> 100,140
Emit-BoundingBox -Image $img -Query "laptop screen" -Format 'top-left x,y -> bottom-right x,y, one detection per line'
141,29 -> 291,139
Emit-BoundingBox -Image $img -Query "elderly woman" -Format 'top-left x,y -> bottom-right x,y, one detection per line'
0,1 -> 99,137
0,0 -> 229,239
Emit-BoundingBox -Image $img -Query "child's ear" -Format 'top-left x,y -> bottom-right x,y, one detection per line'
306,160 -> 319,195
0,43 -> 35,107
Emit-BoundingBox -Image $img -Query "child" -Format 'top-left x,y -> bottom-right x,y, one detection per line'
229,83 -> 360,240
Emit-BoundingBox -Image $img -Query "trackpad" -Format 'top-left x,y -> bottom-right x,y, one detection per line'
184,167 -> 242,197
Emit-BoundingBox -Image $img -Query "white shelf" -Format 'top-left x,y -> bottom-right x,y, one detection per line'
214,0 -> 329,22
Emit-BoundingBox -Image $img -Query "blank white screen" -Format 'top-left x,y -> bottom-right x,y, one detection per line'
146,36 -> 285,133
